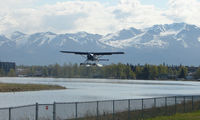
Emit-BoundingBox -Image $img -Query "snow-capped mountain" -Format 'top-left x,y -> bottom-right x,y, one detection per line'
100,23 -> 200,49
1,23 -> 200,65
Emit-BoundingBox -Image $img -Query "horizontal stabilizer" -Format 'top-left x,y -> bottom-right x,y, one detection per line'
98,59 -> 109,61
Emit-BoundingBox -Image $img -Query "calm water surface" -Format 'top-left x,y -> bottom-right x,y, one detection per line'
0,77 -> 200,108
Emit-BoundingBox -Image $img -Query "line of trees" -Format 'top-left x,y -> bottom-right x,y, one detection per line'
6,63 -> 199,80
130,64 -> 188,80
2,63 -> 200,80
16,63 -> 136,79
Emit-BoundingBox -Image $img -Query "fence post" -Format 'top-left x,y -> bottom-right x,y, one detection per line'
165,97 -> 167,115
142,99 -> 144,119
75,102 -> 78,119
96,101 -> 99,120
9,107 -> 11,120
192,96 -> 194,111
128,99 -> 130,120
113,100 -> 115,120
184,96 -> 186,113
175,96 -> 177,114
35,103 -> 38,120
154,98 -> 156,108
53,102 -> 56,120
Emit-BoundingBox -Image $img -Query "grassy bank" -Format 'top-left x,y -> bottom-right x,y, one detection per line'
147,110 -> 200,120
0,83 -> 66,92
70,99 -> 200,120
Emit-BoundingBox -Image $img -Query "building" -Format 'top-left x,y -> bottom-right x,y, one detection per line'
0,62 -> 16,73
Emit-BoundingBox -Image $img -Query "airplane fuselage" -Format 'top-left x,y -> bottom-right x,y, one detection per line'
87,53 -> 98,61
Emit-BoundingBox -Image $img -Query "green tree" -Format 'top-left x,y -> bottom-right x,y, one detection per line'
158,64 -> 168,75
125,66 -> 136,79
193,68 -> 200,79
142,64 -> 150,79
119,65 -> 127,79
0,69 -> 5,77
42,67 -> 49,77
149,65 -> 158,79
178,66 -> 188,78
73,64 -> 80,77
135,66 -> 142,79
52,64 -> 62,77
7,69 -> 16,77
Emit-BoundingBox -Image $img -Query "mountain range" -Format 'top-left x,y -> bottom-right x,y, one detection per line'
1,23 -> 200,65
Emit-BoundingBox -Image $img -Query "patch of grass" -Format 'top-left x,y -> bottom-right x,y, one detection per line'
0,83 -> 66,92
71,100 -> 200,120
147,110 -> 200,120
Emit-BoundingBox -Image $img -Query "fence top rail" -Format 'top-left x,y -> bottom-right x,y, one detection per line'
39,104 -> 53,106
0,104 -> 36,110
1,95 -> 200,109
56,102 -> 77,105
11,104 -> 36,109
0,107 -> 9,110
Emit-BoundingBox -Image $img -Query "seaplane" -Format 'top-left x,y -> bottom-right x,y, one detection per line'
60,51 -> 125,67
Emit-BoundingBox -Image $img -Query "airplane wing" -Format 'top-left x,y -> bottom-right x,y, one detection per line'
60,51 -> 124,55
91,52 -> 125,55
60,51 -> 89,55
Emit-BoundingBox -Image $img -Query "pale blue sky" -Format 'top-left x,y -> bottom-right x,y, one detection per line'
140,0 -> 168,9
36,0 -> 169,9
36,0 -> 200,9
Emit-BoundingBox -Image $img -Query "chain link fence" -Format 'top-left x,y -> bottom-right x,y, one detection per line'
1,95 -> 200,120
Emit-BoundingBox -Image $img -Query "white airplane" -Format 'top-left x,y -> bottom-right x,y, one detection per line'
60,51 -> 124,67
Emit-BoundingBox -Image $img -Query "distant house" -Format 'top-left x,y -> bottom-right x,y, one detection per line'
0,62 -> 16,73
186,72 -> 194,80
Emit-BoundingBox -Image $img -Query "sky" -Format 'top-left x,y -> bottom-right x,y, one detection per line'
0,0 -> 200,35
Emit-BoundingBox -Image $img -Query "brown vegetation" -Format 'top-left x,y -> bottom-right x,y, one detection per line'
0,83 -> 66,92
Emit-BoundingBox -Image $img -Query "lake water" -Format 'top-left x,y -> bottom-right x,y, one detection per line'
0,77 -> 200,108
